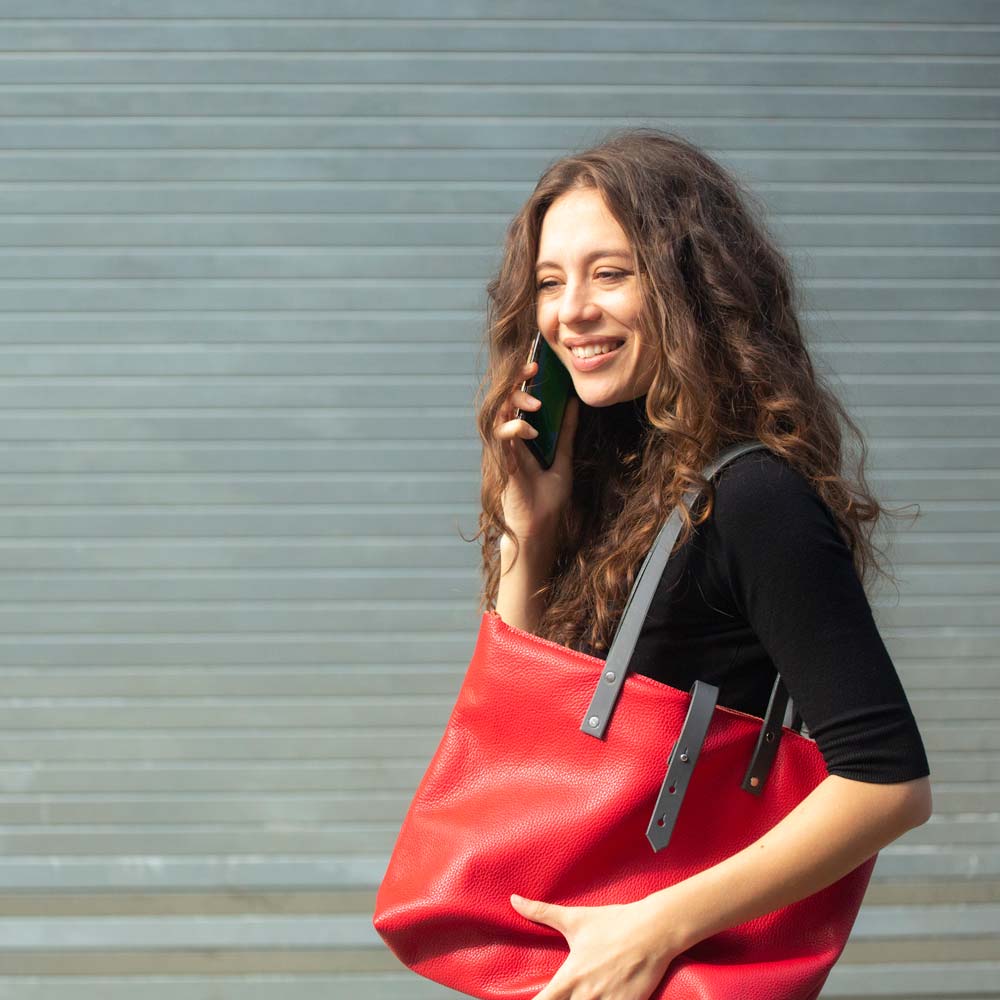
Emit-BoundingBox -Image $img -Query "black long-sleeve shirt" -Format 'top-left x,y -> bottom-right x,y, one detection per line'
583,406 -> 930,785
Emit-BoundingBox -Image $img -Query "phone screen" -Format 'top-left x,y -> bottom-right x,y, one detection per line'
513,331 -> 575,470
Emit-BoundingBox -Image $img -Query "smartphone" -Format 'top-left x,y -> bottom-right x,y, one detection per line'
512,330 -> 575,470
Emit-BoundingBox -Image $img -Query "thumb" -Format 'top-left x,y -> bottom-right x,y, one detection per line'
510,893 -> 565,931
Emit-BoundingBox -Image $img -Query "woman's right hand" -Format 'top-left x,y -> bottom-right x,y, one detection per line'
494,358 -> 580,543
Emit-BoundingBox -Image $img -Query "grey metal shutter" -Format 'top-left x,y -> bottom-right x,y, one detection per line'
0,2 -> 995,997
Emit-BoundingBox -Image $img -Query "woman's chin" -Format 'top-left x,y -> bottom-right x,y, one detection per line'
573,383 -> 640,409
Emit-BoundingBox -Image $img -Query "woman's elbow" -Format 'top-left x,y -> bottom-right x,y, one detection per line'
900,775 -> 934,829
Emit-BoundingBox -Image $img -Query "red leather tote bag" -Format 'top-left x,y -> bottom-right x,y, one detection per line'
373,439 -> 877,1000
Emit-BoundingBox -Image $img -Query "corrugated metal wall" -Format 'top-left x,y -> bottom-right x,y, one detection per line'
0,2 -> 996,997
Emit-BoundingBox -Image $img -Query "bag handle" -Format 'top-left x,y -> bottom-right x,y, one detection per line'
577,439 -> 800,851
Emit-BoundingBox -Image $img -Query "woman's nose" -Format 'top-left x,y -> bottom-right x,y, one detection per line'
557,279 -> 601,325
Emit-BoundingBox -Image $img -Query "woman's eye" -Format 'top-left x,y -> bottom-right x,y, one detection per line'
536,270 -> 628,291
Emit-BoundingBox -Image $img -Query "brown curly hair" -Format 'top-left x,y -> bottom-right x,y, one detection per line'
468,126 -> 916,658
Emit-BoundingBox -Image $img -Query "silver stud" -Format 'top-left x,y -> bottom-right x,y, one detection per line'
679,753 -> 689,763
604,671 -> 616,682
588,716 -> 599,727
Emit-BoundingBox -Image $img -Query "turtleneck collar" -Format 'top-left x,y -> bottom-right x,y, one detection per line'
602,393 -> 651,431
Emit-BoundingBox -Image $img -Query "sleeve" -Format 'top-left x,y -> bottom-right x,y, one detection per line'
709,453 -> 931,784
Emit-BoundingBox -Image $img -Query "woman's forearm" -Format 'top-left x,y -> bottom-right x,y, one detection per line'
494,535 -> 556,635
642,773 -> 933,956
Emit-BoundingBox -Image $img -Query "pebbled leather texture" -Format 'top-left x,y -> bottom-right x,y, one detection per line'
373,610 -> 877,1000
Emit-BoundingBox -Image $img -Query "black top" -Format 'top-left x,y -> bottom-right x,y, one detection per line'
583,397 -> 931,785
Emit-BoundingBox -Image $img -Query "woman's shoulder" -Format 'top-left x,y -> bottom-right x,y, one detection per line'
705,446 -> 839,544
711,445 -> 812,504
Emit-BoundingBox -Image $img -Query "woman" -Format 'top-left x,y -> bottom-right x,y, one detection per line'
474,127 -> 933,999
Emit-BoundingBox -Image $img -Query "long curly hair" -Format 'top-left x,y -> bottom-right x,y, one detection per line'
469,126 -> 916,658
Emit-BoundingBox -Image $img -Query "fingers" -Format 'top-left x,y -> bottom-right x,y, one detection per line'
512,360 -> 540,419
494,360 -> 540,443
512,387 -> 542,414
496,416 -> 538,441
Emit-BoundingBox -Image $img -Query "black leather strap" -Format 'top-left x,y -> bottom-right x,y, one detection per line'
741,672 -> 790,796
579,438 -> 801,851
645,680 -> 719,851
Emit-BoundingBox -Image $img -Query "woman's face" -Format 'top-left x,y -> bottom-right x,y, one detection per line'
534,187 -> 655,408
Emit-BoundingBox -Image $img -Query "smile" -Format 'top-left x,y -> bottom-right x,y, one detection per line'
567,340 -> 626,372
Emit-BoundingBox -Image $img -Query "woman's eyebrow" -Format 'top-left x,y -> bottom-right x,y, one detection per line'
534,249 -> 632,270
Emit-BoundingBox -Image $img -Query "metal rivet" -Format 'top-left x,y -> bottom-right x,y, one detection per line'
588,716 -> 600,727
604,671 -> 616,682
765,731 -> 774,742
750,776 -> 760,787
679,753 -> 689,763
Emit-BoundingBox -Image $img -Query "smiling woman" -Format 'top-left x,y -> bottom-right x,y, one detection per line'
483,129 -> 929,999
376,126 -> 932,1000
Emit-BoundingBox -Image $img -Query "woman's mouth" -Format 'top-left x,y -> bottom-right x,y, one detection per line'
566,339 -> 626,372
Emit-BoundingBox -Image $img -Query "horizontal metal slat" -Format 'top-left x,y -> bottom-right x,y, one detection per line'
0,148 -> 996,184
1,21 -> 996,55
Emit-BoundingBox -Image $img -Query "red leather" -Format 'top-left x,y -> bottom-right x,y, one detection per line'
373,610 -> 877,1000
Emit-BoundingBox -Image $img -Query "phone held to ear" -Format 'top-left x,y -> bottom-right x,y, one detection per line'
513,330 -> 575,470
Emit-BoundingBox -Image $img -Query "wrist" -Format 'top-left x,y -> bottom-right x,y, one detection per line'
500,531 -> 557,568
501,516 -> 561,549
637,884 -> 701,957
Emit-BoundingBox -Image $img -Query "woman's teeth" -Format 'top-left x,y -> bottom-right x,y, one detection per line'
571,341 -> 624,359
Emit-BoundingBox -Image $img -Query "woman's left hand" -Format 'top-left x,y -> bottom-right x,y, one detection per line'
509,891 -> 684,1000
